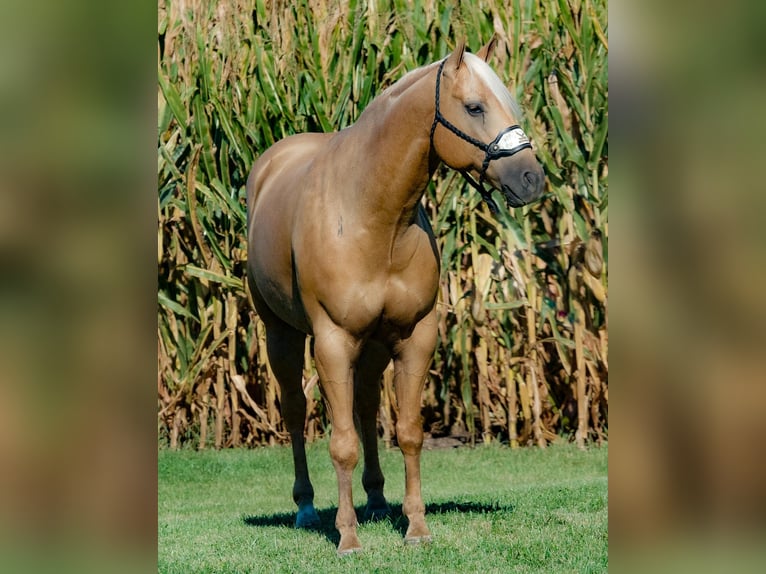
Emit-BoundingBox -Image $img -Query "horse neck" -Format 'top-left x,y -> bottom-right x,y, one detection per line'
335,63 -> 439,231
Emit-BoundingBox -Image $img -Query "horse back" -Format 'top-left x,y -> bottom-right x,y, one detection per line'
246,132 -> 331,218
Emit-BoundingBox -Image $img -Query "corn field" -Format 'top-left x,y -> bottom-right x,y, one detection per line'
158,0 -> 608,449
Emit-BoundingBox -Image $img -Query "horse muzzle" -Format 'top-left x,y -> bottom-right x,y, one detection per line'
493,154 -> 545,207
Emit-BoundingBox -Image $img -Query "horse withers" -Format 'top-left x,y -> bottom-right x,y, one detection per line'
246,38 -> 544,555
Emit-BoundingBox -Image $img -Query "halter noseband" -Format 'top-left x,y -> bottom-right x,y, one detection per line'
429,59 -> 532,212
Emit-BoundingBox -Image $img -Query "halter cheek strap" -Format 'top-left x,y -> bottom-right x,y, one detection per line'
429,59 -> 532,212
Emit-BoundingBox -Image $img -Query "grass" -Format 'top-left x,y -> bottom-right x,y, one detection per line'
158,441 -> 607,573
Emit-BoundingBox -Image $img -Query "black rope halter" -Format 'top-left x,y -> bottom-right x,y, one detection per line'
429,59 -> 532,212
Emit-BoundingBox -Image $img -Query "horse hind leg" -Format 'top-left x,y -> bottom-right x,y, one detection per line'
354,341 -> 393,523
260,314 -> 319,529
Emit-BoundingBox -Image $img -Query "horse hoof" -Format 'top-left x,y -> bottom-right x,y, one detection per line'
404,534 -> 433,546
336,546 -> 363,557
295,506 -> 320,529
404,516 -> 431,543
363,503 -> 392,522
337,533 -> 363,556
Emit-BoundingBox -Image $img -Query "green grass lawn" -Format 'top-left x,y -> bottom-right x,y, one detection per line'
158,441 -> 607,573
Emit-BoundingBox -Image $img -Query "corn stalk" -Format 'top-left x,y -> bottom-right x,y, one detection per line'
158,0 -> 608,448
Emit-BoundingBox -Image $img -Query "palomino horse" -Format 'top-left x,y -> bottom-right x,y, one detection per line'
246,39 -> 544,554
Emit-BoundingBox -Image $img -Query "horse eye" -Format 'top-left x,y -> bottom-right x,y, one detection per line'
465,103 -> 484,116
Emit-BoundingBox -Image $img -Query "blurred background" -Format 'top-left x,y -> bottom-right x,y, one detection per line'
609,0 -> 766,571
0,1 -> 156,572
0,0 -> 764,572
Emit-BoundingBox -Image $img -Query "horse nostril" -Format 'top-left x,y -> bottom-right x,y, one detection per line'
523,171 -> 537,188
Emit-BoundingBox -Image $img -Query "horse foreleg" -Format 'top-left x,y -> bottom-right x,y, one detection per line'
393,311 -> 438,544
314,325 -> 362,555
264,321 -> 319,529
354,341 -> 392,522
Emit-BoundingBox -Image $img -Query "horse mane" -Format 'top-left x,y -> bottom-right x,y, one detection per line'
354,52 -> 523,125
381,62 -> 439,99
347,62 -> 437,129
462,52 -> 523,120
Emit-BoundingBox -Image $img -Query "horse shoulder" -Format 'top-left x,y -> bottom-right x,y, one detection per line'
381,215 -> 440,329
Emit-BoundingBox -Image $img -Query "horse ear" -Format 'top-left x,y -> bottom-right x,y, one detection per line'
476,34 -> 498,63
447,40 -> 466,71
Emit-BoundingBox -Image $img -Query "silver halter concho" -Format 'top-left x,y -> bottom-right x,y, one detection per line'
429,59 -> 532,212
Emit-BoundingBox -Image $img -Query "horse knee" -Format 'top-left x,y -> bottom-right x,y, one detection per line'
396,420 -> 423,455
330,429 -> 359,470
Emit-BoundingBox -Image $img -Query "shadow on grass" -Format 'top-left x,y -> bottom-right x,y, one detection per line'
243,500 -> 514,547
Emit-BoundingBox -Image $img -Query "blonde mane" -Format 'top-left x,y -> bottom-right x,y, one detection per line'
364,53 -> 522,124
463,51 -> 523,120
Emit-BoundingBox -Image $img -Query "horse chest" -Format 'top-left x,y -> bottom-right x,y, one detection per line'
380,235 -> 439,328
381,270 -> 437,328
297,202 -> 439,337
306,241 -> 438,339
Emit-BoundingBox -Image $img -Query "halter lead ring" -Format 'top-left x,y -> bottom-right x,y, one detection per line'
429,59 -> 532,212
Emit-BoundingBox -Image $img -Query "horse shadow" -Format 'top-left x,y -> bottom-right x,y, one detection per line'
243,500 -> 514,547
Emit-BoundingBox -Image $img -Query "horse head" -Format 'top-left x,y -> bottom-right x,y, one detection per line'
431,39 -> 545,208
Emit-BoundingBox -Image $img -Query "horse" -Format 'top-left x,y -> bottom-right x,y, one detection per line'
246,38 -> 544,555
